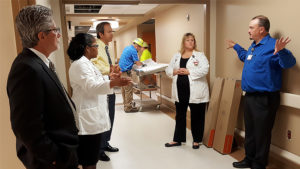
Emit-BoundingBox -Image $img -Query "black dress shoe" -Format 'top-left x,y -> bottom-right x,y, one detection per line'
165,142 -> 181,147
99,152 -> 110,161
105,145 -> 119,152
233,159 -> 251,168
192,143 -> 200,149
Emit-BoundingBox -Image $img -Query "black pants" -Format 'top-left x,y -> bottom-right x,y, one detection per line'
78,134 -> 102,166
244,91 -> 280,169
173,102 -> 206,143
100,94 -> 116,153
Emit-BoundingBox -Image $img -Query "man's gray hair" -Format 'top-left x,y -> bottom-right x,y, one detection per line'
15,5 -> 53,48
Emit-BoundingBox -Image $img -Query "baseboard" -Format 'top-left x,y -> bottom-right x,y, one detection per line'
234,129 -> 300,169
157,93 -> 299,169
157,94 -> 191,129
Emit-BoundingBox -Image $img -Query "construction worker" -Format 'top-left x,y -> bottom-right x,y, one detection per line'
140,42 -> 152,62
119,38 -> 143,112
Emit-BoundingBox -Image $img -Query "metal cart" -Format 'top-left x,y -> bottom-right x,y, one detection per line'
132,71 -> 163,112
132,61 -> 168,111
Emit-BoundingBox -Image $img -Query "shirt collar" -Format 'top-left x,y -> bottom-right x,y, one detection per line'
29,48 -> 50,67
97,39 -> 107,48
251,34 -> 270,47
81,55 -> 90,62
130,44 -> 137,51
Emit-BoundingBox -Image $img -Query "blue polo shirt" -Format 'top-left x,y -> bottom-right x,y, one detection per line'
233,34 -> 296,92
119,45 -> 139,72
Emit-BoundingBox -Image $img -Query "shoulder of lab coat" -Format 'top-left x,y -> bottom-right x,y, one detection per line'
69,56 -> 112,95
188,51 -> 209,80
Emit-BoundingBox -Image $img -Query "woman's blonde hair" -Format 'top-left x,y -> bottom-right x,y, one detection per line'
180,32 -> 198,55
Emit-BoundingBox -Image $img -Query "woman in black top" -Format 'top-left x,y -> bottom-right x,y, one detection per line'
165,33 -> 210,149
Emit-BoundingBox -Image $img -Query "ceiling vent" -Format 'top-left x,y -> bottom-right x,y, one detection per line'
142,19 -> 155,24
74,5 -> 102,13
75,26 -> 91,35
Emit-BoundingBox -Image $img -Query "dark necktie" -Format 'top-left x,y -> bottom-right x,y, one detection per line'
49,61 -> 77,116
105,45 -> 112,65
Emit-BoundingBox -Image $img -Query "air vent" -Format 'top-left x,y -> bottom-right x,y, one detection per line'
142,19 -> 155,24
75,26 -> 91,35
74,5 -> 102,13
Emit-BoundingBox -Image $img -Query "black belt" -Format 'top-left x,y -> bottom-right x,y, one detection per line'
245,91 -> 279,96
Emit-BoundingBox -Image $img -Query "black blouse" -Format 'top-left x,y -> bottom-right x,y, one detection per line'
176,57 -> 190,103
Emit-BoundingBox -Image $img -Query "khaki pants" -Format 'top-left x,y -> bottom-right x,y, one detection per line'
121,71 -> 133,111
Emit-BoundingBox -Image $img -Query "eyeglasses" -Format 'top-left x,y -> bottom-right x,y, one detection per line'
88,44 -> 99,48
45,27 -> 60,34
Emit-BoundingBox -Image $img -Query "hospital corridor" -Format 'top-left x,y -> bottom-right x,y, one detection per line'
1,1 -> 300,169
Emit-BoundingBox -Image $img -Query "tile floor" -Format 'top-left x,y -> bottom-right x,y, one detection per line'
96,93 -> 238,169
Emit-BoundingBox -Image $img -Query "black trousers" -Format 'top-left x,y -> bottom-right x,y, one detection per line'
244,91 -> 280,169
173,102 -> 206,143
100,94 -> 116,153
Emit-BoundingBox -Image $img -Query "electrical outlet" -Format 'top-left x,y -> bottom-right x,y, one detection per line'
287,130 -> 291,140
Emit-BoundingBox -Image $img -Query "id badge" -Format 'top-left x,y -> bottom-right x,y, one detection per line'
247,54 -> 253,60
193,60 -> 199,66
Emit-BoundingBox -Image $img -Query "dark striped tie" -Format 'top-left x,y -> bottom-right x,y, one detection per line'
105,45 -> 112,65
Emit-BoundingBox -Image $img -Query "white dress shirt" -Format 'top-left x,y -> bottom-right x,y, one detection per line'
29,48 -> 50,67
69,56 -> 113,135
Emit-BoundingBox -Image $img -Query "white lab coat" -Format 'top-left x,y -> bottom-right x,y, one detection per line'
165,51 -> 210,103
69,56 -> 113,135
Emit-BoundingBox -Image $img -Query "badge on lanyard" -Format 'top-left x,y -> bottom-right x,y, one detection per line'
247,47 -> 255,60
247,54 -> 253,60
191,55 -> 198,66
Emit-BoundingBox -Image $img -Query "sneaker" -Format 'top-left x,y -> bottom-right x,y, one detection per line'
125,107 -> 139,113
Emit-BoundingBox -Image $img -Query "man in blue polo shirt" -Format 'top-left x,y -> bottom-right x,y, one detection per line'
119,38 -> 143,112
227,15 -> 296,169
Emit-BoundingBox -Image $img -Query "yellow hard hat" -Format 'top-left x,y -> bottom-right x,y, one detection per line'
142,42 -> 148,48
133,38 -> 144,47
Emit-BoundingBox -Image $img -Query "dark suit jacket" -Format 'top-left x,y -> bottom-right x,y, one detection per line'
7,48 -> 79,169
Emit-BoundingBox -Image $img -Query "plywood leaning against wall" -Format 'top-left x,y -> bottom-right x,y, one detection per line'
203,77 -> 224,147
213,78 -> 242,154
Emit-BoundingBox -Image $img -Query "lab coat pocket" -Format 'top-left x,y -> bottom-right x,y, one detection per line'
190,79 -> 206,100
78,106 -> 110,134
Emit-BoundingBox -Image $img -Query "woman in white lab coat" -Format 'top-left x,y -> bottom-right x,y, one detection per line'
165,33 -> 209,149
67,33 -> 130,169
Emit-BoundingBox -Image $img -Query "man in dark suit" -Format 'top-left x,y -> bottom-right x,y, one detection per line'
7,5 -> 79,169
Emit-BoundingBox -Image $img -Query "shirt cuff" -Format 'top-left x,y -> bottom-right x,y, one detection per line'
277,48 -> 289,56
233,43 -> 241,51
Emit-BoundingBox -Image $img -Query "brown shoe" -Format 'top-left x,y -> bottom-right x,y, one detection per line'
125,107 -> 139,113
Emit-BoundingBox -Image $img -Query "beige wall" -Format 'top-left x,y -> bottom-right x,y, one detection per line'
113,26 -> 138,59
155,4 -> 205,97
213,0 -> 300,156
156,5 -> 205,63
0,1 -> 24,169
